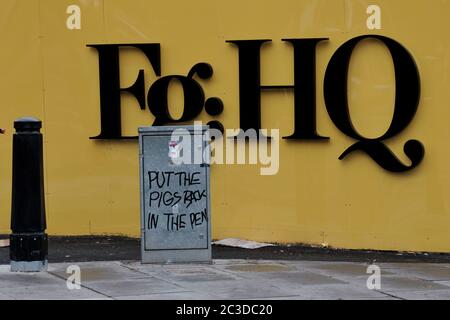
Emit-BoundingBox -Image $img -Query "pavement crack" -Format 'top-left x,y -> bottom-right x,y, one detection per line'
376,290 -> 406,300
47,271 -> 114,300
118,261 -> 190,291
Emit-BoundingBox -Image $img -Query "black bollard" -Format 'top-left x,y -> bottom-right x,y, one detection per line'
10,117 -> 48,272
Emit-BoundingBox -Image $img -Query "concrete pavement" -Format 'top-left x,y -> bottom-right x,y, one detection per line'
1,260 -> 450,300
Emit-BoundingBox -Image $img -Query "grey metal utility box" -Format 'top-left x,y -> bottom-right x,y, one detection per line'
139,125 -> 211,264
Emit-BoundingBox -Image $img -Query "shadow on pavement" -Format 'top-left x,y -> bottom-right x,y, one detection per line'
1,235 -> 450,264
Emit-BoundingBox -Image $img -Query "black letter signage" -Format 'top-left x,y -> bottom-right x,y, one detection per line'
87,43 -> 161,139
324,35 -> 424,172
226,38 -> 329,139
88,35 -> 425,173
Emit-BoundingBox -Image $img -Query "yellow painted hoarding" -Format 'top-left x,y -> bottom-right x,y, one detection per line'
1,0 -> 450,252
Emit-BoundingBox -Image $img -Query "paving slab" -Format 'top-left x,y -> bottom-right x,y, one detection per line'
2,284 -> 107,300
380,263 -> 450,268
320,273 -> 450,293
127,262 -> 240,283
212,259 -> 261,265
254,296 -> 398,300
84,277 -> 186,298
392,289 -> 450,300
173,279 -> 298,300
298,262 -> 394,277
49,261 -> 145,283
0,271 -> 64,289
378,263 -> 450,281
1,259 -> 450,300
373,276 -> 447,293
119,261 -> 165,277
115,291 -> 222,300
281,284 -> 392,300
161,264 -> 234,276
220,269 -> 346,287
162,271 -> 237,283
223,263 -> 293,273
0,292 -> 13,300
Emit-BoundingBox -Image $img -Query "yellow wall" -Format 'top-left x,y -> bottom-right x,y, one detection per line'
1,0 -> 450,252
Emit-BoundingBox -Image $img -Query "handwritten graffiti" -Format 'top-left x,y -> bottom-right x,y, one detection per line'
146,170 -> 207,232
148,171 -> 201,188
149,190 -> 206,209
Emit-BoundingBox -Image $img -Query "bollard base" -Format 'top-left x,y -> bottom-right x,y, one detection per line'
10,260 -> 48,272
9,233 -> 48,272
